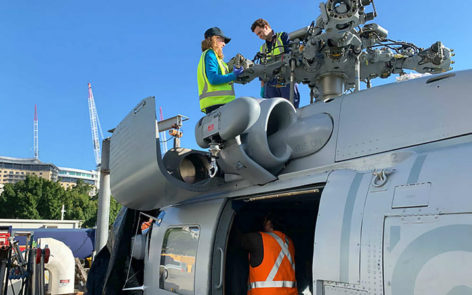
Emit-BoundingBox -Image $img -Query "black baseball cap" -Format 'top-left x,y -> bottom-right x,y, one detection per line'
204,27 -> 231,44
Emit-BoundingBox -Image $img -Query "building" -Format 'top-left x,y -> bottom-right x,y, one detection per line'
57,167 -> 99,192
0,218 -> 82,229
0,156 -> 99,194
0,156 -> 58,185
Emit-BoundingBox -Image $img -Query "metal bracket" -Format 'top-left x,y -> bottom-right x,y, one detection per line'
155,211 -> 165,226
372,168 -> 395,187
157,114 -> 189,132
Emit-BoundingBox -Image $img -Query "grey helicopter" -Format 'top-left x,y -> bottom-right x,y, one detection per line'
87,0 -> 472,294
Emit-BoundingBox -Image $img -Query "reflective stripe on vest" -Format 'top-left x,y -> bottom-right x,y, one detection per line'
265,232 -> 295,281
260,33 -> 285,60
197,49 -> 235,112
248,231 -> 297,292
249,281 -> 296,289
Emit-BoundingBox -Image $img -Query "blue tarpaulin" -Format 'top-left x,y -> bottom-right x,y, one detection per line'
14,228 -> 95,259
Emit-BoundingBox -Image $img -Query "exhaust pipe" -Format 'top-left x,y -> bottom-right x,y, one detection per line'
163,148 -> 211,184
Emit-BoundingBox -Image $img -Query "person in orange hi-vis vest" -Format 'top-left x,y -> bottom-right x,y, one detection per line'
241,214 -> 297,295
141,218 -> 153,234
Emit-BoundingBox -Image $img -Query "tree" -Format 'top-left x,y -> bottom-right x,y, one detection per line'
109,197 -> 122,226
63,188 -> 97,227
35,177 -> 65,219
82,192 -> 122,228
0,176 -> 50,219
0,176 -> 122,228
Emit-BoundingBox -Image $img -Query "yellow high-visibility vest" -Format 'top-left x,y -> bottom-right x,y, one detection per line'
197,49 -> 235,113
260,33 -> 285,60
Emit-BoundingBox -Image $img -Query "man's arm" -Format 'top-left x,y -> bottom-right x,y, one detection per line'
280,32 -> 290,53
241,232 -> 264,267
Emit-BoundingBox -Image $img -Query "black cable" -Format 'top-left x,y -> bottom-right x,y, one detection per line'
368,43 -> 419,54
159,137 -> 174,143
365,31 -> 420,53
384,38 -> 420,50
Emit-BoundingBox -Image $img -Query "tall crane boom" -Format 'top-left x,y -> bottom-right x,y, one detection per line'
34,104 -> 39,160
88,83 -> 104,167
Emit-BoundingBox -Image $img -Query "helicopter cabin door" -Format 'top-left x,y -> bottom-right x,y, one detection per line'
313,170 -> 371,294
143,198 -> 226,295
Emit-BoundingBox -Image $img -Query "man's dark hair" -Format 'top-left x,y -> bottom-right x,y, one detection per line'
264,212 -> 284,232
251,18 -> 270,32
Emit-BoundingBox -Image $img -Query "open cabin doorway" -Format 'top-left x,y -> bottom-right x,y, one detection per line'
212,185 -> 323,295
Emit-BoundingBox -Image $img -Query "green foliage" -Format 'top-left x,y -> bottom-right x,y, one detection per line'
109,197 -> 122,226
0,176 -> 121,228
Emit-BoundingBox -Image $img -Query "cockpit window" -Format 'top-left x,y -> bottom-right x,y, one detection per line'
159,226 -> 200,295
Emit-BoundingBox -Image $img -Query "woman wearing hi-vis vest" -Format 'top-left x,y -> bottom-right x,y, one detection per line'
197,27 -> 244,114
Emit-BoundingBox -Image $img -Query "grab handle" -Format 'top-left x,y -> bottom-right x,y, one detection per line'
216,247 -> 224,289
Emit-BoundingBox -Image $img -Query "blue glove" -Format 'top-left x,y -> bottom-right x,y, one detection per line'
260,86 -> 265,98
233,66 -> 244,77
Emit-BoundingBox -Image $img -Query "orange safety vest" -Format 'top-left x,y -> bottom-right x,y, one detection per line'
248,231 -> 297,295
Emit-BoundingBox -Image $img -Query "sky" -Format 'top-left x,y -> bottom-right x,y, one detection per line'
1,0 -> 471,171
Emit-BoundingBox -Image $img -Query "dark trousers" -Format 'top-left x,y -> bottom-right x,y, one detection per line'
204,104 -> 224,114
264,83 -> 300,108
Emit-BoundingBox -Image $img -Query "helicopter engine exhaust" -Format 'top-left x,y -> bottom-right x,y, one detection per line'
163,148 -> 211,184
242,98 -> 333,174
243,98 -> 297,173
195,97 -> 333,182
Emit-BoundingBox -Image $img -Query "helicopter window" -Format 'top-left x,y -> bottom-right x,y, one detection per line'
159,226 -> 200,295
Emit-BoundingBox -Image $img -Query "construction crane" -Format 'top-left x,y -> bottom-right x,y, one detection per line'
88,83 -> 104,167
34,104 -> 39,160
